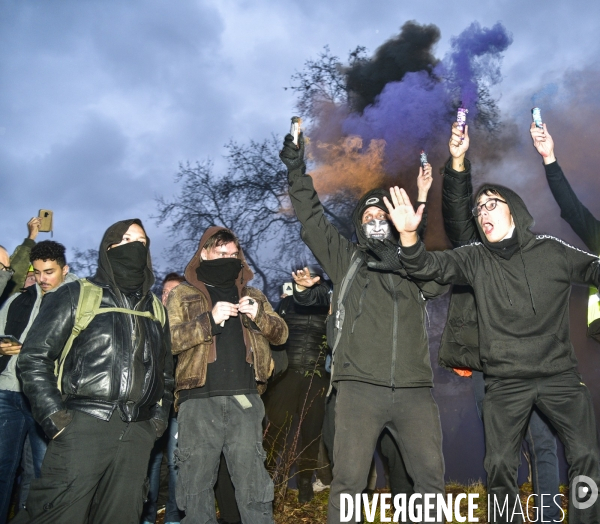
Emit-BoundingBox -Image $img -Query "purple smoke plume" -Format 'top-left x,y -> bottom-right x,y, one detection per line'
340,21 -> 513,174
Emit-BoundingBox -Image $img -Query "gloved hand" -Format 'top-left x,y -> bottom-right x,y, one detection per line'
366,239 -> 404,272
279,132 -> 306,183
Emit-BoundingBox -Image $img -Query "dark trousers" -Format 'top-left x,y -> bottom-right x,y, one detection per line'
263,370 -> 329,482
322,387 -> 414,497
483,370 -> 600,524
473,370 -> 561,521
12,410 -> 155,524
142,416 -> 184,523
175,395 -> 274,524
327,381 -> 445,524
0,391 -> 47,524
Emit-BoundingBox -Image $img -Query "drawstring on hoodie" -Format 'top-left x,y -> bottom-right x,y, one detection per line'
519,247 -> 537,315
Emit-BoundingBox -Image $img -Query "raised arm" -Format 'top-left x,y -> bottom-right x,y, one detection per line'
530,123 -> 600,254
443,123 -> 478,247
280,133 -> 356,284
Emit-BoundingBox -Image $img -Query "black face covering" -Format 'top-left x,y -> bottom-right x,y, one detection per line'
196,258 -> 242,288
107,242 -> 148,293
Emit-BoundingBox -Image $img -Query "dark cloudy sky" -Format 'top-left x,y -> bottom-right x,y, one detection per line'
2,0 -> 600,271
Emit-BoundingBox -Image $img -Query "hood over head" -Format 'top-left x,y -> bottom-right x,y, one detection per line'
184,226 -> 253,294
93,219 -> 155,296
351,188 -> 394,246
474,183 -> 535,255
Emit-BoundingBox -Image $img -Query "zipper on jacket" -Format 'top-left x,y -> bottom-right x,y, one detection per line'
388,274 -> 398,389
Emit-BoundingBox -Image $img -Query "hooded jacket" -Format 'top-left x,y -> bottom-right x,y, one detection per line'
400,184 -> 600,379
17,219 -> 174,439
0,272 -> 79,390
167,226 -> 288,406
288,172 -> 448,389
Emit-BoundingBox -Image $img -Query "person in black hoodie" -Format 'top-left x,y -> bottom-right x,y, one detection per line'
530,122 -> 600,341
385,183 -> 600,524
280,133 -> 448,524
14,219 -> 174,524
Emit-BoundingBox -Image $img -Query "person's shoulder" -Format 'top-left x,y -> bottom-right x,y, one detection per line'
245,286 -> 269,302
169,281 -> 202,301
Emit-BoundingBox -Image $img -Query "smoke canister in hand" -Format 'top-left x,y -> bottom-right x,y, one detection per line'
420,150 -> 428,168
532,107 -> 543,129
290,116 -> 302,147
457,106 -> 468,140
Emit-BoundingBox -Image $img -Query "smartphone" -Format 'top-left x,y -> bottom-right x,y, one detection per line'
0,334 -> 21,346
38,209 -> 53,233
282,282 -> 293,295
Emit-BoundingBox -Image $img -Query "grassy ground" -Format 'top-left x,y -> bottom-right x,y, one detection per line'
152,481 -> 570,523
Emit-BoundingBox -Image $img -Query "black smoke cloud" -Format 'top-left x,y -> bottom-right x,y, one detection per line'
345,21 -> 441,113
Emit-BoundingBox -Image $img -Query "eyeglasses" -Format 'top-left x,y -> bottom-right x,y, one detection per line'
0,262 -> 14,275
472,198 -> 507,217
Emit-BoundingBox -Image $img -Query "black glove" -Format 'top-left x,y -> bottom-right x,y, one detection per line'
366,239 -> 404,272
279,132 -> 306,183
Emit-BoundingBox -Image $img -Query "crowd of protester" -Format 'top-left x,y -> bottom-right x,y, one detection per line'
0,120 -> 599,524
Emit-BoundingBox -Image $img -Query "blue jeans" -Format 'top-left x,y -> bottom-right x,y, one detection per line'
142,416 -> 183,523
472,371 -> 561,521
0,390 -> 47,524
175,395 -> 274,524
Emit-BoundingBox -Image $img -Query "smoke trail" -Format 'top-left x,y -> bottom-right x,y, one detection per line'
444,22 -> 513,121
345,21 -> 441,113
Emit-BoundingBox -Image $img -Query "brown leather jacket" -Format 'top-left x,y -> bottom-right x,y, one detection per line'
167,227 -> 288,407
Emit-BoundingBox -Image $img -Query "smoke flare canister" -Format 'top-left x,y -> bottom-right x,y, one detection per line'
532,107 -> 543,128
420,150 -> 428,168
457,106 -> 468,142
290,116 -> 302,147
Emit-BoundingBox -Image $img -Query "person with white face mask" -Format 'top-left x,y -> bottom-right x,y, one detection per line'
280,131 -> 449,524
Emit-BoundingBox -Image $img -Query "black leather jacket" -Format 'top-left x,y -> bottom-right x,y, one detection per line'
18,278 -> 173,438
18,219 -> 174,439
277,295 -> 329,373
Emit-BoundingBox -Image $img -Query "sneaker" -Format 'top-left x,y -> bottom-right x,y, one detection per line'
312,479 -> 330,492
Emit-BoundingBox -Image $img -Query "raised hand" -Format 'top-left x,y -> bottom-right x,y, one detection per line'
27,217 -> 41,240
383,186 -> 423,247
416,163 -> 433,201
292,267 -> 321,291
449,122 -> 469,171
530,122 -> 556,164
279,132 -> 306,173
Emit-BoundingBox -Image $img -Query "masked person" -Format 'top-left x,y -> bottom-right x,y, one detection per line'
15,219 -> 174,524
167,227 -> 287,524
383,183 -> 600,524
0,241 -> 77,524
280,133 -> 448,524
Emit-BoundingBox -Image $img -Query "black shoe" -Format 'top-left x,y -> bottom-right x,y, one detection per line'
297,477 -> 314,504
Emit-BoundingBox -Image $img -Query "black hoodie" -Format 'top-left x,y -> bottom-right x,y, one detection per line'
18,219 -> 174,439
400,184 -> 600,379
288,171 -> 447,388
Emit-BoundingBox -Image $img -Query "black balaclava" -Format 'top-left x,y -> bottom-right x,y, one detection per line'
196,258 -> 243,288
107,241 -> 148,293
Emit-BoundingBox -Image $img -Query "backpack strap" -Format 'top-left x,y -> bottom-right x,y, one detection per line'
326,251 -> 364,395
55,280 -> 103,392
55,282 -> 166,393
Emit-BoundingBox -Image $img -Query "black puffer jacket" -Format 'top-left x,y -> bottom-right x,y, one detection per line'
277,295 -> 328,372
18,219 -> 174,439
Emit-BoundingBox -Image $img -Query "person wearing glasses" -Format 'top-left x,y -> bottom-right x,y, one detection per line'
368,164 -> 600,521
436,123 -> 562,523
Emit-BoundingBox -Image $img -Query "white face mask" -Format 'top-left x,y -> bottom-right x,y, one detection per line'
362,219 -> 393,240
